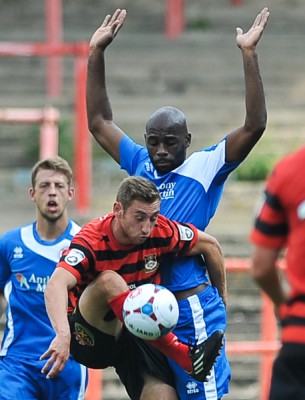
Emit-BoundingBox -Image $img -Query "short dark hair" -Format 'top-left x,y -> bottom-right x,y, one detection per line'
116,176 -> 161,211
31,156 -> 73,187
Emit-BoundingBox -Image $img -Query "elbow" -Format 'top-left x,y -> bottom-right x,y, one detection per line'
257,118 -> 267,136
209,237 -> 224,262
256,115 -> 267,137
87,115 -> 102,138
249,259 -> 269,285
250,265 -> 263,282
247,112 -> 267,139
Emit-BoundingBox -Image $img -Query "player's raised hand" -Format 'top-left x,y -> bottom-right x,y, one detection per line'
89,9 -> 127,50
236,7 -> 270,50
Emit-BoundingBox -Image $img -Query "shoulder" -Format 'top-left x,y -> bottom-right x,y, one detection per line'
120,135 -> 145,151
276,147 -> 305,171
269,147 -> 305,186
0,224 -> 32,258
184,140 -> 226,165
69,220 -> 82,236
74,215 -> 112,243
155,215 -> 195,239
0,223 -> 31,243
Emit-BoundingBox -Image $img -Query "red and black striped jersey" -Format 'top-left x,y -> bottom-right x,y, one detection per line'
250,146 -> 305,344
57,212 -> 198,313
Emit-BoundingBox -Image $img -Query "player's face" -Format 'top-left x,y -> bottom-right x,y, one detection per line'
145,120 -> 190,174
29,169 -> 74,222
116,200 -> 160,245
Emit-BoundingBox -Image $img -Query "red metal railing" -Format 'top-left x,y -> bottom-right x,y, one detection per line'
0,107 -> 59,160
225,258 -> 280,400
0,41 -> 91,214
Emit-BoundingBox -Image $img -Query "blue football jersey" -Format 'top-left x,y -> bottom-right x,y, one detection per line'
120,135 -> 240,291
0,220 -> 80,357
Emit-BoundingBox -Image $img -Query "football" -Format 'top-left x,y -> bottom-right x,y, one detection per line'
122,283 -> 179,340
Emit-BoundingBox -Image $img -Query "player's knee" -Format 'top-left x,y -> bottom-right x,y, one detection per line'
141,374 -> 178,400
94,270 -> 128,295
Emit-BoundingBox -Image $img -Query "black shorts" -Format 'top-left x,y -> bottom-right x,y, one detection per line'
68,306 -> 175,400
269,343 -> 305,400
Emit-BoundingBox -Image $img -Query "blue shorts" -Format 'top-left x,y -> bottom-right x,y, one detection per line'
168,285 -> 231,399
0,355 -> 88,400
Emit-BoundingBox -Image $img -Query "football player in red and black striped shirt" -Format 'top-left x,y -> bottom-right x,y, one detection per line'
250,146 -> 305,400
41,176 -> 225,399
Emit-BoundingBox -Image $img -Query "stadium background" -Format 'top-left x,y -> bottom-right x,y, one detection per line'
0,0 -> 305,398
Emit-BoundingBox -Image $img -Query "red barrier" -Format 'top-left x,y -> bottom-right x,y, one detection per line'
166,0 -> 185,39
0,107 -> 59,159
45,0 -> 62,98
0,41 -> 91,214
74,56 -> 92,214
230,0 -> 244,5
85,369 -> 102,400
225,258 -> 281,400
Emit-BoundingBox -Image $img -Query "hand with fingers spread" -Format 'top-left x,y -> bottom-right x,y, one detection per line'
236,7 -> 270,50
89,8 -> 127,51
40,333 -> 71,379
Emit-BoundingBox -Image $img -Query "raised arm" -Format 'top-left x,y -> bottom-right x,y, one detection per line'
40,268 -> 77,378
87,9 -> 127,163
190,230 -> 227,306
225,7 -> 270,162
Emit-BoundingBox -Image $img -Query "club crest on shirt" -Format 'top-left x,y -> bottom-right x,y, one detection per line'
74,323 -> 95,346
65,249 -> 85,266
143,254 -> 159,273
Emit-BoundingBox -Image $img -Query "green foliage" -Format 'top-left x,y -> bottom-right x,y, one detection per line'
187,17 -> 211,32
26,118 -> 74,164
56,119 -> 74,164
233,152 -> 278,181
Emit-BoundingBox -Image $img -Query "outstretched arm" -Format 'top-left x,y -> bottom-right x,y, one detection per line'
40,268 -> 77,378
190,231 -> 227,306
87,9 -> 127,163
226,7 -> 270,162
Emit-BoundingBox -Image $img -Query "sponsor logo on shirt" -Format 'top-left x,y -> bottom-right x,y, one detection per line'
159,182 -> 176,200
65,248 -> 86,266
128,283 -> 137,290
15,273 -> 50,292
143,254 -> 159,273
177,224 -> 194,241
15,273 -> 30,289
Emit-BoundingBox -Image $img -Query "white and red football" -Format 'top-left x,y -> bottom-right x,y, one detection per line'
123,283 -> 179,340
